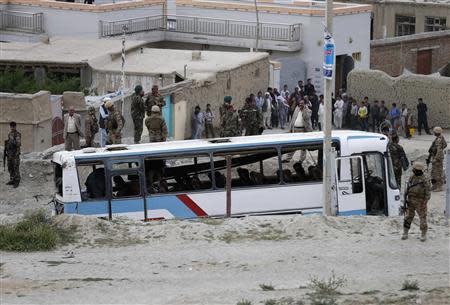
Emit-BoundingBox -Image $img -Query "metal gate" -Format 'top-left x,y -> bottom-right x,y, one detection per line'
52,117 -> 64,146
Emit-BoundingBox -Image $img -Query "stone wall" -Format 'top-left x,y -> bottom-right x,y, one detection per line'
347,69 -> 450,128
370,31 -> 450,77
0,91 -> 52,153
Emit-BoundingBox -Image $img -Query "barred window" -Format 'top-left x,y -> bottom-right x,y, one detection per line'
425,16 -> 446,32
395,15 -> 415,36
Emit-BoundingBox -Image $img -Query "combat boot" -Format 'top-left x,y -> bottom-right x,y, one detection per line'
420,231 -> 427,242
401,228 -> 409,240
13,181 -> 20,188
6,181 -> 14,185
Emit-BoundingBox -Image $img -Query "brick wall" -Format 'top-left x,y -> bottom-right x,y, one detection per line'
370,31 -> 450,77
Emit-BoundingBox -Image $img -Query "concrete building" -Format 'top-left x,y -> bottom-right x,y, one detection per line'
0,0 -> 373,93
0,39 -> 270,141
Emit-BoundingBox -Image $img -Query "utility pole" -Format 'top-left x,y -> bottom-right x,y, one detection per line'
121,25 -> 127,115
322,0 -> 334,216
254,0 -> 260,52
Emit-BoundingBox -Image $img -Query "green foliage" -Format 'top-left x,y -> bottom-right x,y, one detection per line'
0,210 -> 76,252
0,69 -> 81,94
263,298 -> 304,305
236,299 -> 252,305
307,272 -> 347,305
401,279 -> 419,291
259,283 -> 275,291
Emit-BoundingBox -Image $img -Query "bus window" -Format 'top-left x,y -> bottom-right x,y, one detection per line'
111,174 -> 140,198
76,161 -> 106,201
144,155 -> 212,194
54,163 -> 63,196
112,161 -> 140,170
212,149 -> 280,188
280,146 -> 322,183
363,153 -> 386,215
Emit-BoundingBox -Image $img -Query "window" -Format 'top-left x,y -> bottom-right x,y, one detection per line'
144,155 -> 212,194
425,16 -> 446,32
54,163 -> 63,196
280,146 -> 323,184
336,158 -> 363,194
212,149 -> 280,188
112,161 -> 140,170
395,15 -> 415,36
386,154 -> 398,189
362,153 -> 387,214
111,174 -> 140,198
352,52 -> 361,62
76,161 -> 106,201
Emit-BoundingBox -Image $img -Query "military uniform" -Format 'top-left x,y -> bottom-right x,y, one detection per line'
145,94 -> 165,114
220,110 -> 240,137
240,104 -> 261,136
389,141 -> 406,189
84,108 -> 99,147
403,165 -> 431,241
106,108 -> 124,144
429,131 -> 447,191
131,93 -> 146,144
5,129 -> 21,186
145,113 -> 168,143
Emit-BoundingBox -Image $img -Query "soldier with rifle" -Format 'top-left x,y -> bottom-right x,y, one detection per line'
4,121 -> 22,188
426,126 -> 447,192
401,162 -> 431,242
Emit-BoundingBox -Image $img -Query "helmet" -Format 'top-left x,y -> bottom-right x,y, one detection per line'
105,101 -> 114,109
413,162 -> 425,171
433,126 -> 442,134
102,97 -> 111,103
135,85 -> 143,94
151,105 -> 160,112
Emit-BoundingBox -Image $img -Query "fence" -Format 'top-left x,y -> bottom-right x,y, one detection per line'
0,10 -> 44,34
100,15 -> 301,42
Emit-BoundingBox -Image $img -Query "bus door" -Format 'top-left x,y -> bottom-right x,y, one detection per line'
335,156 -> 366,215
108,159 -> 146,220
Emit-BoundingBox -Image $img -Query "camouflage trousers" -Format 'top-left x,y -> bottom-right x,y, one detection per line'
245,126 -> 259,136
7,156 -> 20,183
85,136 -> 94,147
394,168 -> 402,190
404,199 -> 427,232
133,117 -> 144,144
108,132 -> 122,144
431,159 -> 444,186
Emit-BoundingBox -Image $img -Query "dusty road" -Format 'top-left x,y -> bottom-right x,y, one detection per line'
1,131 -> 449,305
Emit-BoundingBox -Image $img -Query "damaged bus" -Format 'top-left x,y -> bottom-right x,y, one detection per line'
52,131 -> 402,220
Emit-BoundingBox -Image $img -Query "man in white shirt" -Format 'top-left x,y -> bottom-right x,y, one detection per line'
333,96 -> 344,129
64,106 -> 84,151
261,92 -> 272,129
284,100 -> 312,162
98,97 -> 110,147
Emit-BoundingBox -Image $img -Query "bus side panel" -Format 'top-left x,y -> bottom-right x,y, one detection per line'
75,200 -> 109,218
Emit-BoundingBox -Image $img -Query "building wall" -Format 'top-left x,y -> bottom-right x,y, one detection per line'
347,69 -> 450,128
370,31 -> 450,76
0,91 -> 52,153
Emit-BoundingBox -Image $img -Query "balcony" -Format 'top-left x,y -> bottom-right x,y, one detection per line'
0,10 -> 44,34
99,15 -> 302,51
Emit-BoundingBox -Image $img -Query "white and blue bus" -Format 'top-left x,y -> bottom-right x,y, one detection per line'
52,131 -> 402,220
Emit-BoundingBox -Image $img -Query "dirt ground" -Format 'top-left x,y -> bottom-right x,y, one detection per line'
0,130 -> 449,305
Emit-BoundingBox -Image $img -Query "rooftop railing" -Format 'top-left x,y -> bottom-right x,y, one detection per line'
99,15 -> 301,42
0,10 -> 44,34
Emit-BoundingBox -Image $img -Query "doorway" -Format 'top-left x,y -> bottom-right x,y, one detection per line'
335,55 -> 354,96
416,50 -> 432,75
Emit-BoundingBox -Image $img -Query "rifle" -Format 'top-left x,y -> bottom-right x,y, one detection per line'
3,140 -> 7,171
401,182 -> 409,216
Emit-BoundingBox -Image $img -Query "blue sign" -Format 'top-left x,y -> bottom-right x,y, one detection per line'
323,33 -> 335,80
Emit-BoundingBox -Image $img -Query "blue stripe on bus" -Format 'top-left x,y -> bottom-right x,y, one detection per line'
338,209 -> 367,216
146,196 -> 197,218
64,203 -> 78,213
111,198 -> 144,214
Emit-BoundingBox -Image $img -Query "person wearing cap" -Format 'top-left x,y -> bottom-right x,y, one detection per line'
388,134 -> 408,189
98,97 -> 110,147
131,85 -> 146,144
145,105 -> 168,143
4,121 -> 21,188
64,106 -> 84,151
84,106 -> 99,147
402,162 -> 431,242
220,96 -> 233,121
105,101 -> 124,144
428,126 -> 447,192
145,85 -> 165,115
220,103 -> 240,137
240,97 -> 262,136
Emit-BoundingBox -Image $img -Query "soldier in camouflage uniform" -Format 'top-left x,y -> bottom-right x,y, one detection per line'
105,101 -> 124,144
4,122 -> 21,188
145,85 -> 165,115
220,103 -> 240,137
240,97 -> 262,136
428,126 -> 447,192
84,106 -> 99,147
389,134 -> 407,189
145,105 -> 168,143
131,85 -> 146,144
402,162 -> 431,242
220,96 -> 232,121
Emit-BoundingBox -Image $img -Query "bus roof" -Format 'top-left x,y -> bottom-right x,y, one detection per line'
52,131 -> 388,163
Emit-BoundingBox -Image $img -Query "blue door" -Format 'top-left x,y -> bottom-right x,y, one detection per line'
161,95 -> 173,138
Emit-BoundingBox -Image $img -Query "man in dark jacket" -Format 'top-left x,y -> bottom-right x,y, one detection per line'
417,98 -> 431,135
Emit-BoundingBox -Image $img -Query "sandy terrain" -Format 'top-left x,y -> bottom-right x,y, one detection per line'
0,131 -> 449,305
